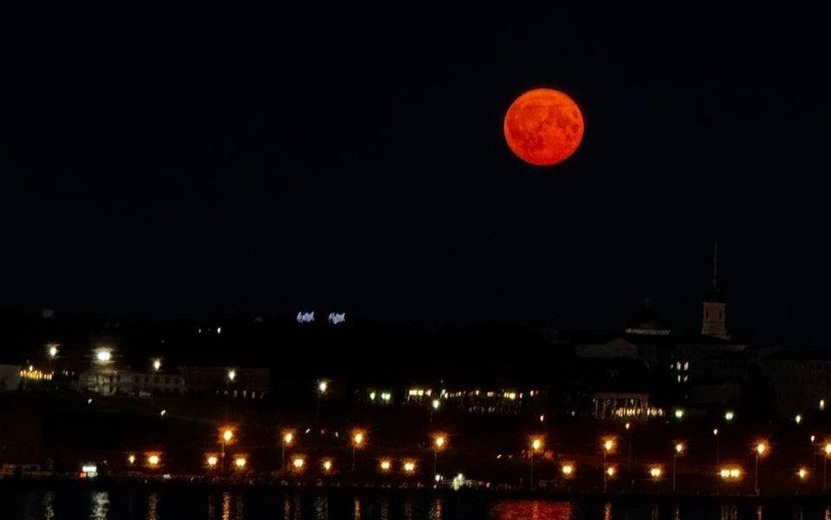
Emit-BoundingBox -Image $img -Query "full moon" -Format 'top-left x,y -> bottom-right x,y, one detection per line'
503,88 -> 584,167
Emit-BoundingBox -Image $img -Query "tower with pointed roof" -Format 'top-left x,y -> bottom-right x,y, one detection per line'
701,240 -> 729,339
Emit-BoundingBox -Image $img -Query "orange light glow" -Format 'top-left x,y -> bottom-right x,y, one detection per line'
503,88 -> 584,167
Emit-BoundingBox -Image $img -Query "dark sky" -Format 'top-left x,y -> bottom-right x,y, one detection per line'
2,4 -> 829,348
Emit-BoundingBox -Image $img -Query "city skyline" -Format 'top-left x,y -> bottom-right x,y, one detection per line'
2,4 -> 829,350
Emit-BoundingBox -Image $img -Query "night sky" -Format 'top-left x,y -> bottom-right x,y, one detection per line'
2,4 -> 829,348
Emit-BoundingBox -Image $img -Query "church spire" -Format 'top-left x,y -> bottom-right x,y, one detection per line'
712,238 -> 719,292
702,238 -> 729,339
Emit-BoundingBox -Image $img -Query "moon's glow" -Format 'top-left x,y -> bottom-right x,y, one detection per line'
503,88 -> 584,166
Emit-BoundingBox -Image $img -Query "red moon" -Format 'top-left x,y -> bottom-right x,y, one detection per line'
503,88 -> 584,166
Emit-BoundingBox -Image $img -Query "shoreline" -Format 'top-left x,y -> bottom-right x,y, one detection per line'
2,477 -> 831,505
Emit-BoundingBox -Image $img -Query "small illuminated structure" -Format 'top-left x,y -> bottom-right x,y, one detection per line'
328,312 -> 346,324
606,465 -> 616,477
80,463 -> 98,479
719,466 -> 742,480
402,460 -> 416,474
296,311 -> 315,323
227,369 -> 236,382
318,380 -> 328,394
379,459 -> 392,472
649,466 -> 663,479
152,358 -> 162,372
798,467 -> 809,480
724,410 -> 735,422
322,459 -> 333,473
561,463 -> 575,477
47,344 -> 59,358
674,408 -> 685,419
207,455 -> 219,468
234,456 -> 247,469
127,454 -> 136,465
432,398 -> 441,410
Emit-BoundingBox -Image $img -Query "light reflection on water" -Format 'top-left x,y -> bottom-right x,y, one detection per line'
146,491 -> 159,520
721,503 -> 738,520
491,500 -> 574,520
90,491 -> 109,520
428,497 -> 442,520
7,489 -> 831,520
41,492 -> 55,520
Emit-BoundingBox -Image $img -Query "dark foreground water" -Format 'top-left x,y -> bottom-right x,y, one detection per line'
3,486 -> 831,520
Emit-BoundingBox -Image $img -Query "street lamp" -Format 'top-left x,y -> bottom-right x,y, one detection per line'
47,344 -> 59,359
147,453 -> 161,468
433,433 -> 447,480
220,427 -> 234,473
529,436 -> 544,490
281,431 -> 294,470
152,358 -> 162,372
316,379 -> 328,429
430,398 -> 441,422
673,442 -> 685,493
754,441 -> 767,495
602,437 -> 616,493
351,429 -> 365,471
94,348 -> 112,364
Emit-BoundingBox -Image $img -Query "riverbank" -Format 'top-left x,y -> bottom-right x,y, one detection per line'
3,476 -> 831,506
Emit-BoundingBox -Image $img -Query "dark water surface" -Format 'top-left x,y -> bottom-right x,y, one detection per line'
3,486 -> 831,520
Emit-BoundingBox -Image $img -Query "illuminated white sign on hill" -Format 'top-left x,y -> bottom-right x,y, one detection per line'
328,312 -> 346,325
296,311 -> 315,324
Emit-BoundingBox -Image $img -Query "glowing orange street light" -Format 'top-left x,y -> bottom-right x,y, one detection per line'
529,436 -> 545,490
402,460 -> 417,475
649,466 -> 663,480
206,455 -> 219,468
322,459 -> 333,473
281,430 -> 294,470
147,453 -> 161,468
754,441 -> 768,495
234,456 -> 247,470
673,442 -> 685,493
601,437 -> 616,493
379,459 -> 392,472
351,429 -> 366,471
219,427 -> 234,472
823,442 -> 831,491
561,462 -> 575,477
433,433 -> 447,478
292,456 -> 305,472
